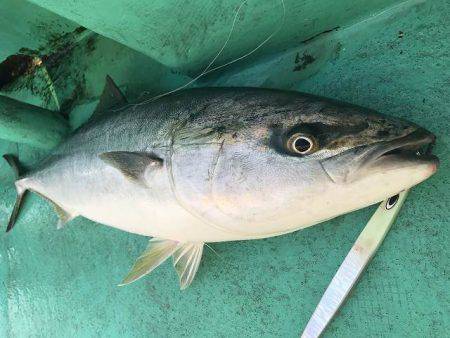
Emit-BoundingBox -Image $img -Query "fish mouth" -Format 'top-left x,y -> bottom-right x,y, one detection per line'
367,128 -> 439,167
321,128 -> 439,183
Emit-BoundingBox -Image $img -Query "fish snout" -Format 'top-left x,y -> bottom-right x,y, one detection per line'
320,125 -> 439,185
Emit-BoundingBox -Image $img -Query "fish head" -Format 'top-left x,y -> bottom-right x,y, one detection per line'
173,90 -> 439,238
276,99 -> 440,189
317,112 -> 438,193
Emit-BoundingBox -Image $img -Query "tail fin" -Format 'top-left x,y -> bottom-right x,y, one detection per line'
6,189 -> 27,232
3,154 -> 28,232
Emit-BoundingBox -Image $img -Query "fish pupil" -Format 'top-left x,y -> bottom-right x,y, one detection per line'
294,137 -> 312,153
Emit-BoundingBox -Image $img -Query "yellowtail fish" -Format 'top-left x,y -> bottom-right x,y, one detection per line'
5,77 -> 438,289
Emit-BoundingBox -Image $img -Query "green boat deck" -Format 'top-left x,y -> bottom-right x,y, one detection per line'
0,0 -> 448,336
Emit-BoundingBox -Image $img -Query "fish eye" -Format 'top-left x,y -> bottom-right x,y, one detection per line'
385,194 -> 399,210
287,133 -> 318,155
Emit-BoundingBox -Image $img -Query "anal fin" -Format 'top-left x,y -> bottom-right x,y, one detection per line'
32,191 -> 76,229
53,203 -> 75,229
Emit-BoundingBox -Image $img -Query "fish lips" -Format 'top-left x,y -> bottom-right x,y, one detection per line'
321,128 -> 439,184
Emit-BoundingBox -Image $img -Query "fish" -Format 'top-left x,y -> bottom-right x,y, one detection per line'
4,77 -> 439,289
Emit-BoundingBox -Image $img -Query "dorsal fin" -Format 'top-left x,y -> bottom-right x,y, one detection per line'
99,151 -> 163,184
91,75 -> 127,119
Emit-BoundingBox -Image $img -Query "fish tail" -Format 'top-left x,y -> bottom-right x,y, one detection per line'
3,154 -> 28,232
6,188 -> 28,232
3,154 -> 22,179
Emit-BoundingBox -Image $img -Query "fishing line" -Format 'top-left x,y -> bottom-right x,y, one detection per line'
133,0 -> 286,106
204,243 -> 223,259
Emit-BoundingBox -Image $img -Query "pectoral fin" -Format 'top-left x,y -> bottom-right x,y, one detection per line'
99,151 -> 163,183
